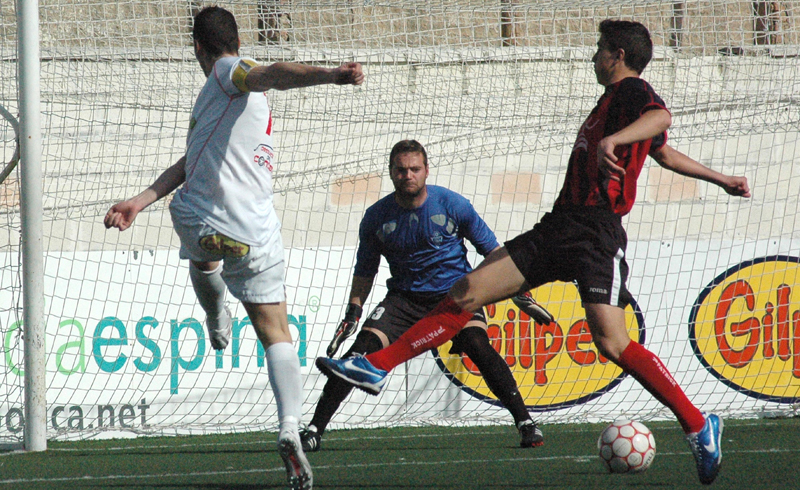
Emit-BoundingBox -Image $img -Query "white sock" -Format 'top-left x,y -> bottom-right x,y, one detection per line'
266,342 -> 304,435
189,262 -> 226,320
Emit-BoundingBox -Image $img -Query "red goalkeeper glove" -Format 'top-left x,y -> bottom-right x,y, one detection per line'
512,291 -> 554,325
326,303 -> 362,357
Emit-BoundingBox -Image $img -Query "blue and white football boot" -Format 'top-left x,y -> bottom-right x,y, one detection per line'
315,354 -> 388,395
687,413 -> 723,485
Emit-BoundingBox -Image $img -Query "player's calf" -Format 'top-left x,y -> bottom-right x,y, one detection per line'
207,305 -> 232,351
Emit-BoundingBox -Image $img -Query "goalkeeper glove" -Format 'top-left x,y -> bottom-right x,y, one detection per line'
512,291 -> 554,325
326,303 -> 362,357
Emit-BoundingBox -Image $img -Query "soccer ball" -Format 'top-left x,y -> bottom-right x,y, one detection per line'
598,420 -> 656,474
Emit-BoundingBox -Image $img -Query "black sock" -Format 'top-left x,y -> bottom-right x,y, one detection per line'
456,326 -> 531,426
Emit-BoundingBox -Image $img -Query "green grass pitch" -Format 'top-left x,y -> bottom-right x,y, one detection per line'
1,417 -> 797,489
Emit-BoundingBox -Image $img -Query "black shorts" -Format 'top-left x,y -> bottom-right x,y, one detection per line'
505,207 -> 633,308
362,290 -> 486,354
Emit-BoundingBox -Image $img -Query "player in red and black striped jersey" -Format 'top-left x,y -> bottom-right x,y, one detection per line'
316,20 -> 749,485
555,76 -> 667,216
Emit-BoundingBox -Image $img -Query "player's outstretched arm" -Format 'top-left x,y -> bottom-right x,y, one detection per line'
104,156 -> 187,231
649,144 -> 751,198
245,61 -> 364,92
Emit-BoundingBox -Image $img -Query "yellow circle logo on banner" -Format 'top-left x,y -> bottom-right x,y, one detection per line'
435,281 -> 644,409
689,256 -> 800,402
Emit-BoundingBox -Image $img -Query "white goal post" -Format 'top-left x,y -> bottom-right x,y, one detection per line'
1,1 -> 799,444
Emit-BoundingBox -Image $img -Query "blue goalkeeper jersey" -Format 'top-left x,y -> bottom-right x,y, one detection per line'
354,185 -> 499,294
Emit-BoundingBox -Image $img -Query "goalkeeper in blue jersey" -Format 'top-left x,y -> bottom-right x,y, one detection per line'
301,139 -> 553,452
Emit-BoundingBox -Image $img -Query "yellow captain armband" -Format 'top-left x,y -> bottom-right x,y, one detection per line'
232,58 -> 259,93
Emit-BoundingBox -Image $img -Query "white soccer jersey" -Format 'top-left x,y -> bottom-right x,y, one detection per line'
170,56 -> 280,247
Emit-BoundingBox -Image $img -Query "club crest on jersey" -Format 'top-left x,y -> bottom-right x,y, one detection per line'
253,143 -> 274,171
573,116 -> 598,153
431,214 -> 458,235
377,221 -> 397,242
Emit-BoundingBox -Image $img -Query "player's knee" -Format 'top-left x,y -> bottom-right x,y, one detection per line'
342,330 -> 384,358
455,326 -> 492,359
593,336 -> 626,362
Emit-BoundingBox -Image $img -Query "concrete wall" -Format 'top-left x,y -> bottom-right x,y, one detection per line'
0,1 -> 798,253
1,53 -> 792,254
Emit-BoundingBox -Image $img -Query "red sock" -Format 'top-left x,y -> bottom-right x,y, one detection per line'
616,341 -> 706,434
366,295 -> 474,372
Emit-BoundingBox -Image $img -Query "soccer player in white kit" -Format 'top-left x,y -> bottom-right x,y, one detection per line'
104,7 -> 364,489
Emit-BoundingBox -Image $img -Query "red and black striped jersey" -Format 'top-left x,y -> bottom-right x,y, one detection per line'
554,77 -> 668,216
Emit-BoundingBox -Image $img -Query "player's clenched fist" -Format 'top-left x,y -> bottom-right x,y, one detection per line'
333,62 -> 365,86
721,176 -> 751,198
104,200 -> 141,231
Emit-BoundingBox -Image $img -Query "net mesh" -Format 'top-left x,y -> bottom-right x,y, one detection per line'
0,0 -> 798,442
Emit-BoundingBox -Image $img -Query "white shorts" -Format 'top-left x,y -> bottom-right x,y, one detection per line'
170,207 -> 286,304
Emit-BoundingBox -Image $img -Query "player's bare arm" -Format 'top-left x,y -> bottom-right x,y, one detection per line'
649,144 -> 751,198
104,156 -> 186,231
598,108 -> 671,181
245,61 -> 364,92
472,246 -> 501,271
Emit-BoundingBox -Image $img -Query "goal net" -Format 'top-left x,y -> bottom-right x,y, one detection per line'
1,0 -> 798,442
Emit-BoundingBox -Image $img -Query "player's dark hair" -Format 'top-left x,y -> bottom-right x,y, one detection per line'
598,19 -> 652,74
389,140 -> 428,169
192,6 -> 239,58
